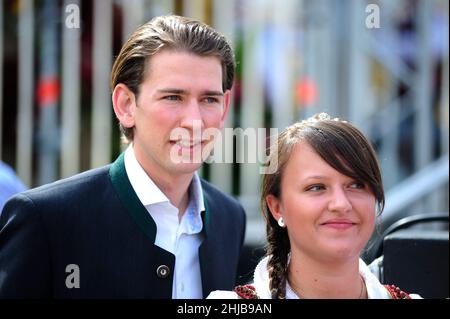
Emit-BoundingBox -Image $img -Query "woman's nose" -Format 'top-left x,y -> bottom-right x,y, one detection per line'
328,188 -> 353,213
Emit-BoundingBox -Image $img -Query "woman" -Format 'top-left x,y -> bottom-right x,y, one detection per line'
209,113 -> 421,299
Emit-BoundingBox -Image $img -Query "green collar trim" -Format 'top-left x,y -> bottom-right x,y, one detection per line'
109,153 -> 157,242
109,152 -> 209,241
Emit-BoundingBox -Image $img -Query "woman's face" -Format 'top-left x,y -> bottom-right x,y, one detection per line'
267,142 -> 376,263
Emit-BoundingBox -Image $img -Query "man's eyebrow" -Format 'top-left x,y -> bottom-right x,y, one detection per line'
156,89 -> 224,96
203,91 -> 224,96
157,88 -> 186,94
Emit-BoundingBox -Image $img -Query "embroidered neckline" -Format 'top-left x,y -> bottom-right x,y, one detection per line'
234,284 -> 412,299
234,285 -> 259,299
384,285 -> 412,299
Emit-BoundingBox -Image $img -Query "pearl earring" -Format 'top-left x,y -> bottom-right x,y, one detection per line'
278,217 -> 285,228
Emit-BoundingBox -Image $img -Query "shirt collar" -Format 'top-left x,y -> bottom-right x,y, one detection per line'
189,169 -> 206,214
124,144 -> 169,206
359,258 -> 392,299
124,144 -> 205,214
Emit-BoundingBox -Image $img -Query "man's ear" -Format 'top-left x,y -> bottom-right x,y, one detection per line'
219,90 -> 231,129
112,83 -> 136,129
266,194 -> 283,222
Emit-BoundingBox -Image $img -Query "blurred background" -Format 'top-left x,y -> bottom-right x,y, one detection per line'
0,0 -> 448,296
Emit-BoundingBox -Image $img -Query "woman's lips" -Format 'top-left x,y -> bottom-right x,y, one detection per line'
321,220 -> 356,230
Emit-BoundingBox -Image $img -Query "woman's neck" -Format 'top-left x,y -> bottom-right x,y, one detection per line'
287,253 -> 366,299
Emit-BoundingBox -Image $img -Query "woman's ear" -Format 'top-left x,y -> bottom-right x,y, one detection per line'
112,83 -> 136,129
266,194 -> 283,222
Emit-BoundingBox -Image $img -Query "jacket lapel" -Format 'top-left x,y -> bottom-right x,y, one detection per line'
109,153 -> 157,243
199,184 -> 231,296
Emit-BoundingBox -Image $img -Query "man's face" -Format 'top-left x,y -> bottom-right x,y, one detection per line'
130,50 -> 230,178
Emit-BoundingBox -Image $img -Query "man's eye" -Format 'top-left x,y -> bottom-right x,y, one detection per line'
164,95 -> 180,101
204,97 -> 219,104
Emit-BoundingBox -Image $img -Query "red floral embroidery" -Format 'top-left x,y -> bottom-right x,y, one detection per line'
234,284 -> 259,299
235,283 -> 411,299
384,285 -> 412,299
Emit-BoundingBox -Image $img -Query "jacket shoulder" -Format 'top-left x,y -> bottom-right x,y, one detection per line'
1,165 -> 111,222
19,165 -> 110,201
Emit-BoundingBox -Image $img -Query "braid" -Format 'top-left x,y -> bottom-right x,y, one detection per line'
265,219 -> 290,299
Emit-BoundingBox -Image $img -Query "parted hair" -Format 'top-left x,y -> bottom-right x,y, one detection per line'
111,15 -> 236,141
261,113 -> 385,299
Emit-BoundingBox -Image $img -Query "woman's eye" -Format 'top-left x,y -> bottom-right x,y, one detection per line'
349,182 -> 365,189
306,185 -> 324,192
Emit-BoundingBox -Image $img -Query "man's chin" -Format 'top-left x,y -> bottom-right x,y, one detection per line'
171,162 -> 204,174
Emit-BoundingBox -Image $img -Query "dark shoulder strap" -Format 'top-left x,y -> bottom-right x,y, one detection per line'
384,285 -> 412,299
234,285 -> 259,299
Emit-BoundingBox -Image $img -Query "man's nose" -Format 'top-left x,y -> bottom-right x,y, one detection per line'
179,100 -> 204,130
328,188 -> 353,213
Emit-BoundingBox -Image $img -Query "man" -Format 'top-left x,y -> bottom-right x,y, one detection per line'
0,15 -> 246,298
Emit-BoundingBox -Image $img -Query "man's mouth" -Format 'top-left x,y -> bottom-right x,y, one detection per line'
171,140 -> 202,148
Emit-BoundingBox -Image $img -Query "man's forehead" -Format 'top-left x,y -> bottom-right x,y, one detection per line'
146,49 -> 222,69
141,51 -> 223,90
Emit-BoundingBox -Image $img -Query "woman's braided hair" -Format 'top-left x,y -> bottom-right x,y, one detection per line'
261,113 -> 384,299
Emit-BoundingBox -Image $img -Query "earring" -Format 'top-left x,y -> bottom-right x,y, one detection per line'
278,217 -> 285,228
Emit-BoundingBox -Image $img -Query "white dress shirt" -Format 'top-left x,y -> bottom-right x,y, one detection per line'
124,144 -> 205,299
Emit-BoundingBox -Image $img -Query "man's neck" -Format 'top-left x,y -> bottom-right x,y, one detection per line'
154,173 -> 192,221
132,145 -> 194,216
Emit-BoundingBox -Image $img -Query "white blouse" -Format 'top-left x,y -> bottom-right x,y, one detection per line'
207,256 -> 422,299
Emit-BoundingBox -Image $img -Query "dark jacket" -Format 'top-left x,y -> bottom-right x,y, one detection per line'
0,153 -> 246,298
